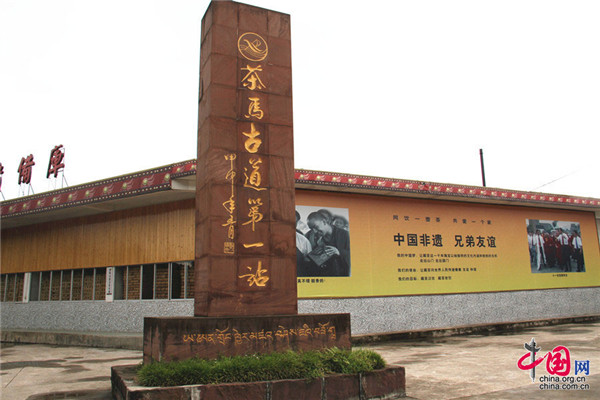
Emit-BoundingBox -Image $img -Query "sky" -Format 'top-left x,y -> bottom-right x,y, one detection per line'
1,0 -> 599,201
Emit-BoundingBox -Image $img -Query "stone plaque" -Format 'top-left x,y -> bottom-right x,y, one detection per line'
144,314 -> 351,363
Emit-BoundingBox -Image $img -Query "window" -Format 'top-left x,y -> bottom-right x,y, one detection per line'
29,272 -> 40,301
141,264 -> 154,300
171,262 -> 184,299
113,267 -> 125,300
1,261 -> 194,302
171,262 -> 194,299
0,274 -> 25,302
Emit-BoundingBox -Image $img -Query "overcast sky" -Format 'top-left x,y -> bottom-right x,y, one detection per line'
1,0 -> 598,201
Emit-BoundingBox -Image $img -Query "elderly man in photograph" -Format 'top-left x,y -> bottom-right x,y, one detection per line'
306,212 -> 351,277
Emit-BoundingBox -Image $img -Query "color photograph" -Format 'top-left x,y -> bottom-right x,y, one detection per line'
526,219 -> 585,273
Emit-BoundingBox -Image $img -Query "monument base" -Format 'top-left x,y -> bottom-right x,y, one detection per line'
143,313 -> 351,363
112,364 -> 406,400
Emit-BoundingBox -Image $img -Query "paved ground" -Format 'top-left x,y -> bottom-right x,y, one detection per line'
1,322 -> 598,399
365,321 -> 599,399
0,345 -> 140,400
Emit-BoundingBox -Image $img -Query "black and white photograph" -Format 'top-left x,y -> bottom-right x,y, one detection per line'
295,205 -> 351,277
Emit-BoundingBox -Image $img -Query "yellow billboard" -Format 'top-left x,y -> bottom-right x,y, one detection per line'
295,190 -> 600,298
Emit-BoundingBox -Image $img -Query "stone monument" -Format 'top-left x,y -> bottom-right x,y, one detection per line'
143,0 -> 350,363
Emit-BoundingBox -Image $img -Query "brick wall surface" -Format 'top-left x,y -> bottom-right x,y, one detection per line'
40,272 -> 51,301
61,271 -> 71,300
82,269 -> 94,300
72,270 -> 83,300
0,275 -> 6,301
3,274 -> 18,302
127,266 -> 141,300
155,264 -> 169,299
15,274 -> 24,302
95,269 -> 106,300
50,272 -> 61,301
187,264 -> 194,299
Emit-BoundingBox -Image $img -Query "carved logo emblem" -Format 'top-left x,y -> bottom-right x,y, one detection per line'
237,32 -> 268,61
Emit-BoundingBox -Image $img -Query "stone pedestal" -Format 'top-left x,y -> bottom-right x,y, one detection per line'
143,313 -> 351,363
112,364 -> 406,400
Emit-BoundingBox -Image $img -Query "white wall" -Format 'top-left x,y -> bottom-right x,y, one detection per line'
2,287 -> 599,335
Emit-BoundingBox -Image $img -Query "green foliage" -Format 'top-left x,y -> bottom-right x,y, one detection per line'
318,347 -> 386,374
137,348 -> 386,387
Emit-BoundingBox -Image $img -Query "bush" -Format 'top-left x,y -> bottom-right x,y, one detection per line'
318,347 -> 386,375
137,348 -> 385,387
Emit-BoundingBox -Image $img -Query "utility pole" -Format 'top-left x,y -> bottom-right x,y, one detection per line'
479,149 -> 486,187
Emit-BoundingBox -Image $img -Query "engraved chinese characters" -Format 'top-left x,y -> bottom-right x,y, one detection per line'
195,2 -> 297,317
222,154 -> 237,254
228,32 -> 271,288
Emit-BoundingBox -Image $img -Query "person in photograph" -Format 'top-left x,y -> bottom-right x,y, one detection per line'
296,211 -> 316,276
543,232 -> 557,268
304,209 -> 333,248
527,229 -> 535,266
552,230 -> 561,267
532,229 -> 546,271
317,209 -> 333,223
556,228 -> 571,271
570,230 -> 584,272
306,211 -> 350,277
332,215 -> 349,231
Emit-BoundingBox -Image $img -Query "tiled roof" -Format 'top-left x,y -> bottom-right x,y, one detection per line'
1,160 -> 196,219
295,169 -> 600,209
2,160 -> 599,220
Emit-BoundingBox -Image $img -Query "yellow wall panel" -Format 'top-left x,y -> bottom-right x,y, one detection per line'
295,191 -> 600,297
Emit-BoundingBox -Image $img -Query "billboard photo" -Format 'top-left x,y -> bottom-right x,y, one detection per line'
526,219 -> 585,274
295,205 -> 351,278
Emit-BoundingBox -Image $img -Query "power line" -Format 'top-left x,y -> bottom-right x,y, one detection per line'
532,167 -> 586,191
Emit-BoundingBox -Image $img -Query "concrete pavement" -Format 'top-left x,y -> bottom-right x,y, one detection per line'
365,321 -> 599,399
0,345 -> 139,400
1,321 -> 598,399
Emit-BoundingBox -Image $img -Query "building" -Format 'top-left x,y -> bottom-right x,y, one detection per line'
2,159 -> 599,336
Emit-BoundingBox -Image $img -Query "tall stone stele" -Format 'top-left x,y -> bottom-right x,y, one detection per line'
143,0 -> 350,363
195,0 -> 297,317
